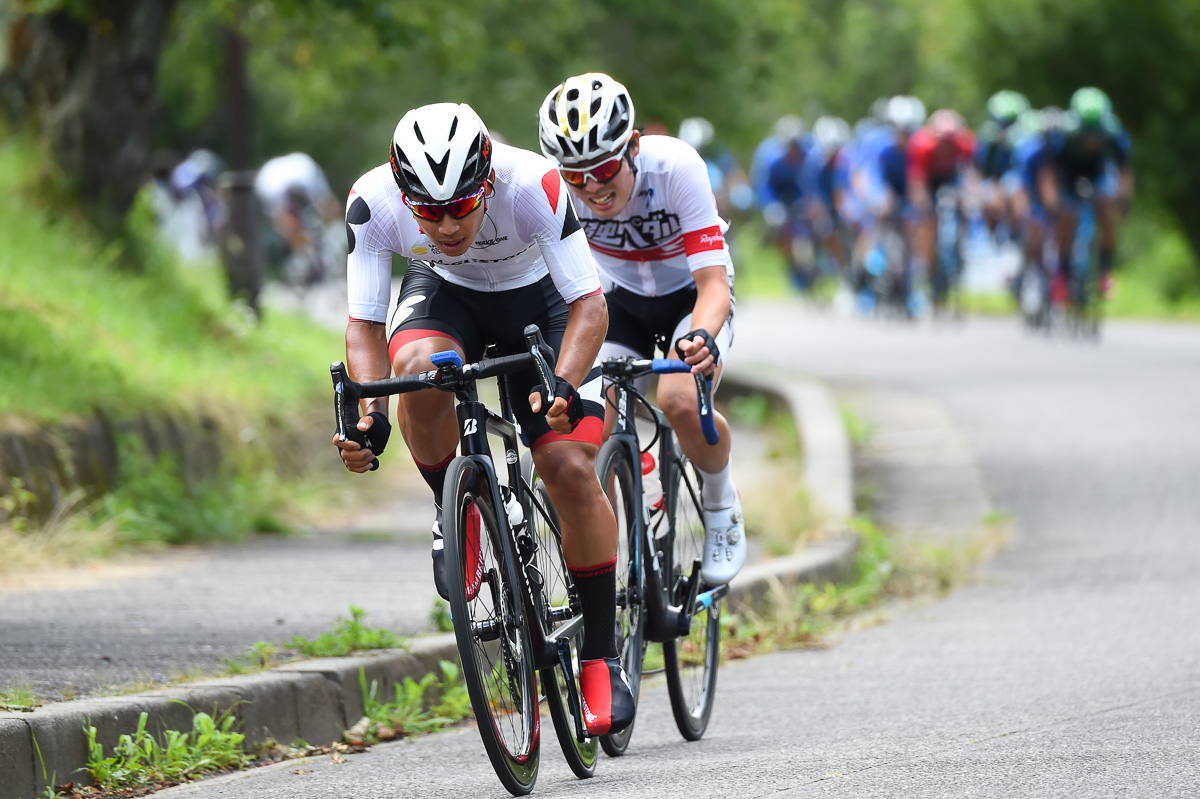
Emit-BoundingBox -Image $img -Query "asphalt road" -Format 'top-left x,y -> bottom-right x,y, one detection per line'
0,419 -> 772,701
161,305 -> 1200,798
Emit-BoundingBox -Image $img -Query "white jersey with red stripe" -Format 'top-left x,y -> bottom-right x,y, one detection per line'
345,141 -> 601,323
573,135 -> 733,297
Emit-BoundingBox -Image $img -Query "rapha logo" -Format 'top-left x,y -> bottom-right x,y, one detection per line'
700,232 -> 723,247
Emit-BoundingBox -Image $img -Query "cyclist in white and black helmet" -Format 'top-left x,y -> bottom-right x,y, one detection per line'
333,101 -> 634,736
538,73 -> 746,587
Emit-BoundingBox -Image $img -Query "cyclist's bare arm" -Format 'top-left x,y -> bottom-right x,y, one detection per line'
677,265 -> 731,374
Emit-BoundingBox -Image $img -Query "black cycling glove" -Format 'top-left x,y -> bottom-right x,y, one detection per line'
531,376 -> 585,432
346,411 -> 391,457
675,328 -> 720,368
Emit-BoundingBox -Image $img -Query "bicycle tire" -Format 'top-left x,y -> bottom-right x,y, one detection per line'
662,451 -> 721,741
519,453 -> 599,779
443,456 -> 540,796
594,438 -> 647,757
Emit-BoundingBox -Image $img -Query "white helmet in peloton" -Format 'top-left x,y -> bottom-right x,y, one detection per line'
813,116 -> 852,151
390,103 -> 492,203
538,72 -> 636,167
886,95 -> 927,133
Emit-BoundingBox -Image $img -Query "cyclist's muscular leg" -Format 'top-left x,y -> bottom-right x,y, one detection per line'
392,337 -> 462,468
532,441 -> 617,568
656,367 -> 732,475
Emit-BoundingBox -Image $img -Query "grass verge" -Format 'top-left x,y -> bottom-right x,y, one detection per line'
0,133 -> 342,566
723,392 -> 822,555
723,514 -> 1008,659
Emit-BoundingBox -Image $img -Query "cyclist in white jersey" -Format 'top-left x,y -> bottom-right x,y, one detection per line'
538,74 -> 746,585
333,102 -> 633,735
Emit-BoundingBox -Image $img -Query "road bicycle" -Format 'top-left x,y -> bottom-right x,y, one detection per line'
930,184 -> 966,319
594,354 -> 727,754
331,325 -> 597,796
1063,178 -> 1104,340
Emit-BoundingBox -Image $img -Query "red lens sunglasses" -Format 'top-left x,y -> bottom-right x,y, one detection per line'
559,149 -> 627,188
404,183 -> 488,223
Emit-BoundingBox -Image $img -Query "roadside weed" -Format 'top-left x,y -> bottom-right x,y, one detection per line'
289,605 -> 406,657
346,660 -> 472,744
85,707 -> 251,790
0,680 -> 40,712
428,598 -> 454,632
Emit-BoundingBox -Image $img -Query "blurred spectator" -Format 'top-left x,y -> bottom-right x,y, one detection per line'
253,152 -> 343,287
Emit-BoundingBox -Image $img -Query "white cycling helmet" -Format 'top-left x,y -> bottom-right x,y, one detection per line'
813,116 -> 851,151
678,117 -> 715,152
390,103 -> 492,203
538,72 -> 636,167
886,95 -> 927,132
773,114 -> 807,143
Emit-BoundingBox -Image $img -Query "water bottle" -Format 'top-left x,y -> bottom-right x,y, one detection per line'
504,489 -> 525,530
641,451 -> 664,524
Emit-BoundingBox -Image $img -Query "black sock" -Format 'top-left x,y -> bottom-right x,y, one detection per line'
570,558 -> 618,661
414,452 -> 455,507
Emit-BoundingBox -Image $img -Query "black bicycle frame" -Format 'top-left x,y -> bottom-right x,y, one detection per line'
331,324 -> 589,738
607,371 -> 726,643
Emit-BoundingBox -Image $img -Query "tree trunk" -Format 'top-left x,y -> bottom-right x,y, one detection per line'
218,23 -> 262,314
1,0 -> 178,233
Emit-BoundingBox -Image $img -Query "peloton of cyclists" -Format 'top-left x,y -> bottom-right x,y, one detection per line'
537,72 -> 747,588
332,101 -> 634,736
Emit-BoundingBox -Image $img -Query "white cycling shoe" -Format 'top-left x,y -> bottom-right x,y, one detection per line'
701,496 -> 746,585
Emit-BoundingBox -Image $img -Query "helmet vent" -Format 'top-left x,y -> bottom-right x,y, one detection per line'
588,127 -> 599,152
590,97 -> 602,116
425,150 -> 450,184
448,116 -> 459,140
591,80 -> 602,91
567,108 -> 579,131
566,88 -> 579,101
413,121 -> 425,145
548,104 -> 559,125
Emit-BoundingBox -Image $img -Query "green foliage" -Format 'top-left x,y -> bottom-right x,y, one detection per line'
0,136 -> 341,423
289,605 -> 406,657
85,708 -> 252,790
87,435 -> 290,546
351,660 -> 472,744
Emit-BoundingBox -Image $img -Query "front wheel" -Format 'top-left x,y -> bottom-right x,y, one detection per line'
443,457 -> 540,795
594,438 -> 647,756
662,451 -> 721,741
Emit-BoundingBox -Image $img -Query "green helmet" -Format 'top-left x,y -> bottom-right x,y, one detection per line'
1069,87 -> 1112,128
987,90 -> 1030,126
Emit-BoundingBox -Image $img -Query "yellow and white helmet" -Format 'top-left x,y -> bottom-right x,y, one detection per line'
538,73 -> 636,168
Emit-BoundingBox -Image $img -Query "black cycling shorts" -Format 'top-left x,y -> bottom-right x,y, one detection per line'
604,283 -> 735,358
388,263 -> 603,449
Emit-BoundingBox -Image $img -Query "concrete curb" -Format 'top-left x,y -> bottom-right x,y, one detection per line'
0,372 -> 856,799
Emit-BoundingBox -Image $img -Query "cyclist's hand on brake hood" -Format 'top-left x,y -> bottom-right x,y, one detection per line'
332,412 -> 391,473
529,377 -> 585,435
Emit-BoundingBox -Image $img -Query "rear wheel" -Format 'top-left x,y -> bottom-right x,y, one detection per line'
595,439 -> 646,757
521,454 -> 598,779
443,457 -> 539,796
662,450 -> 720,741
